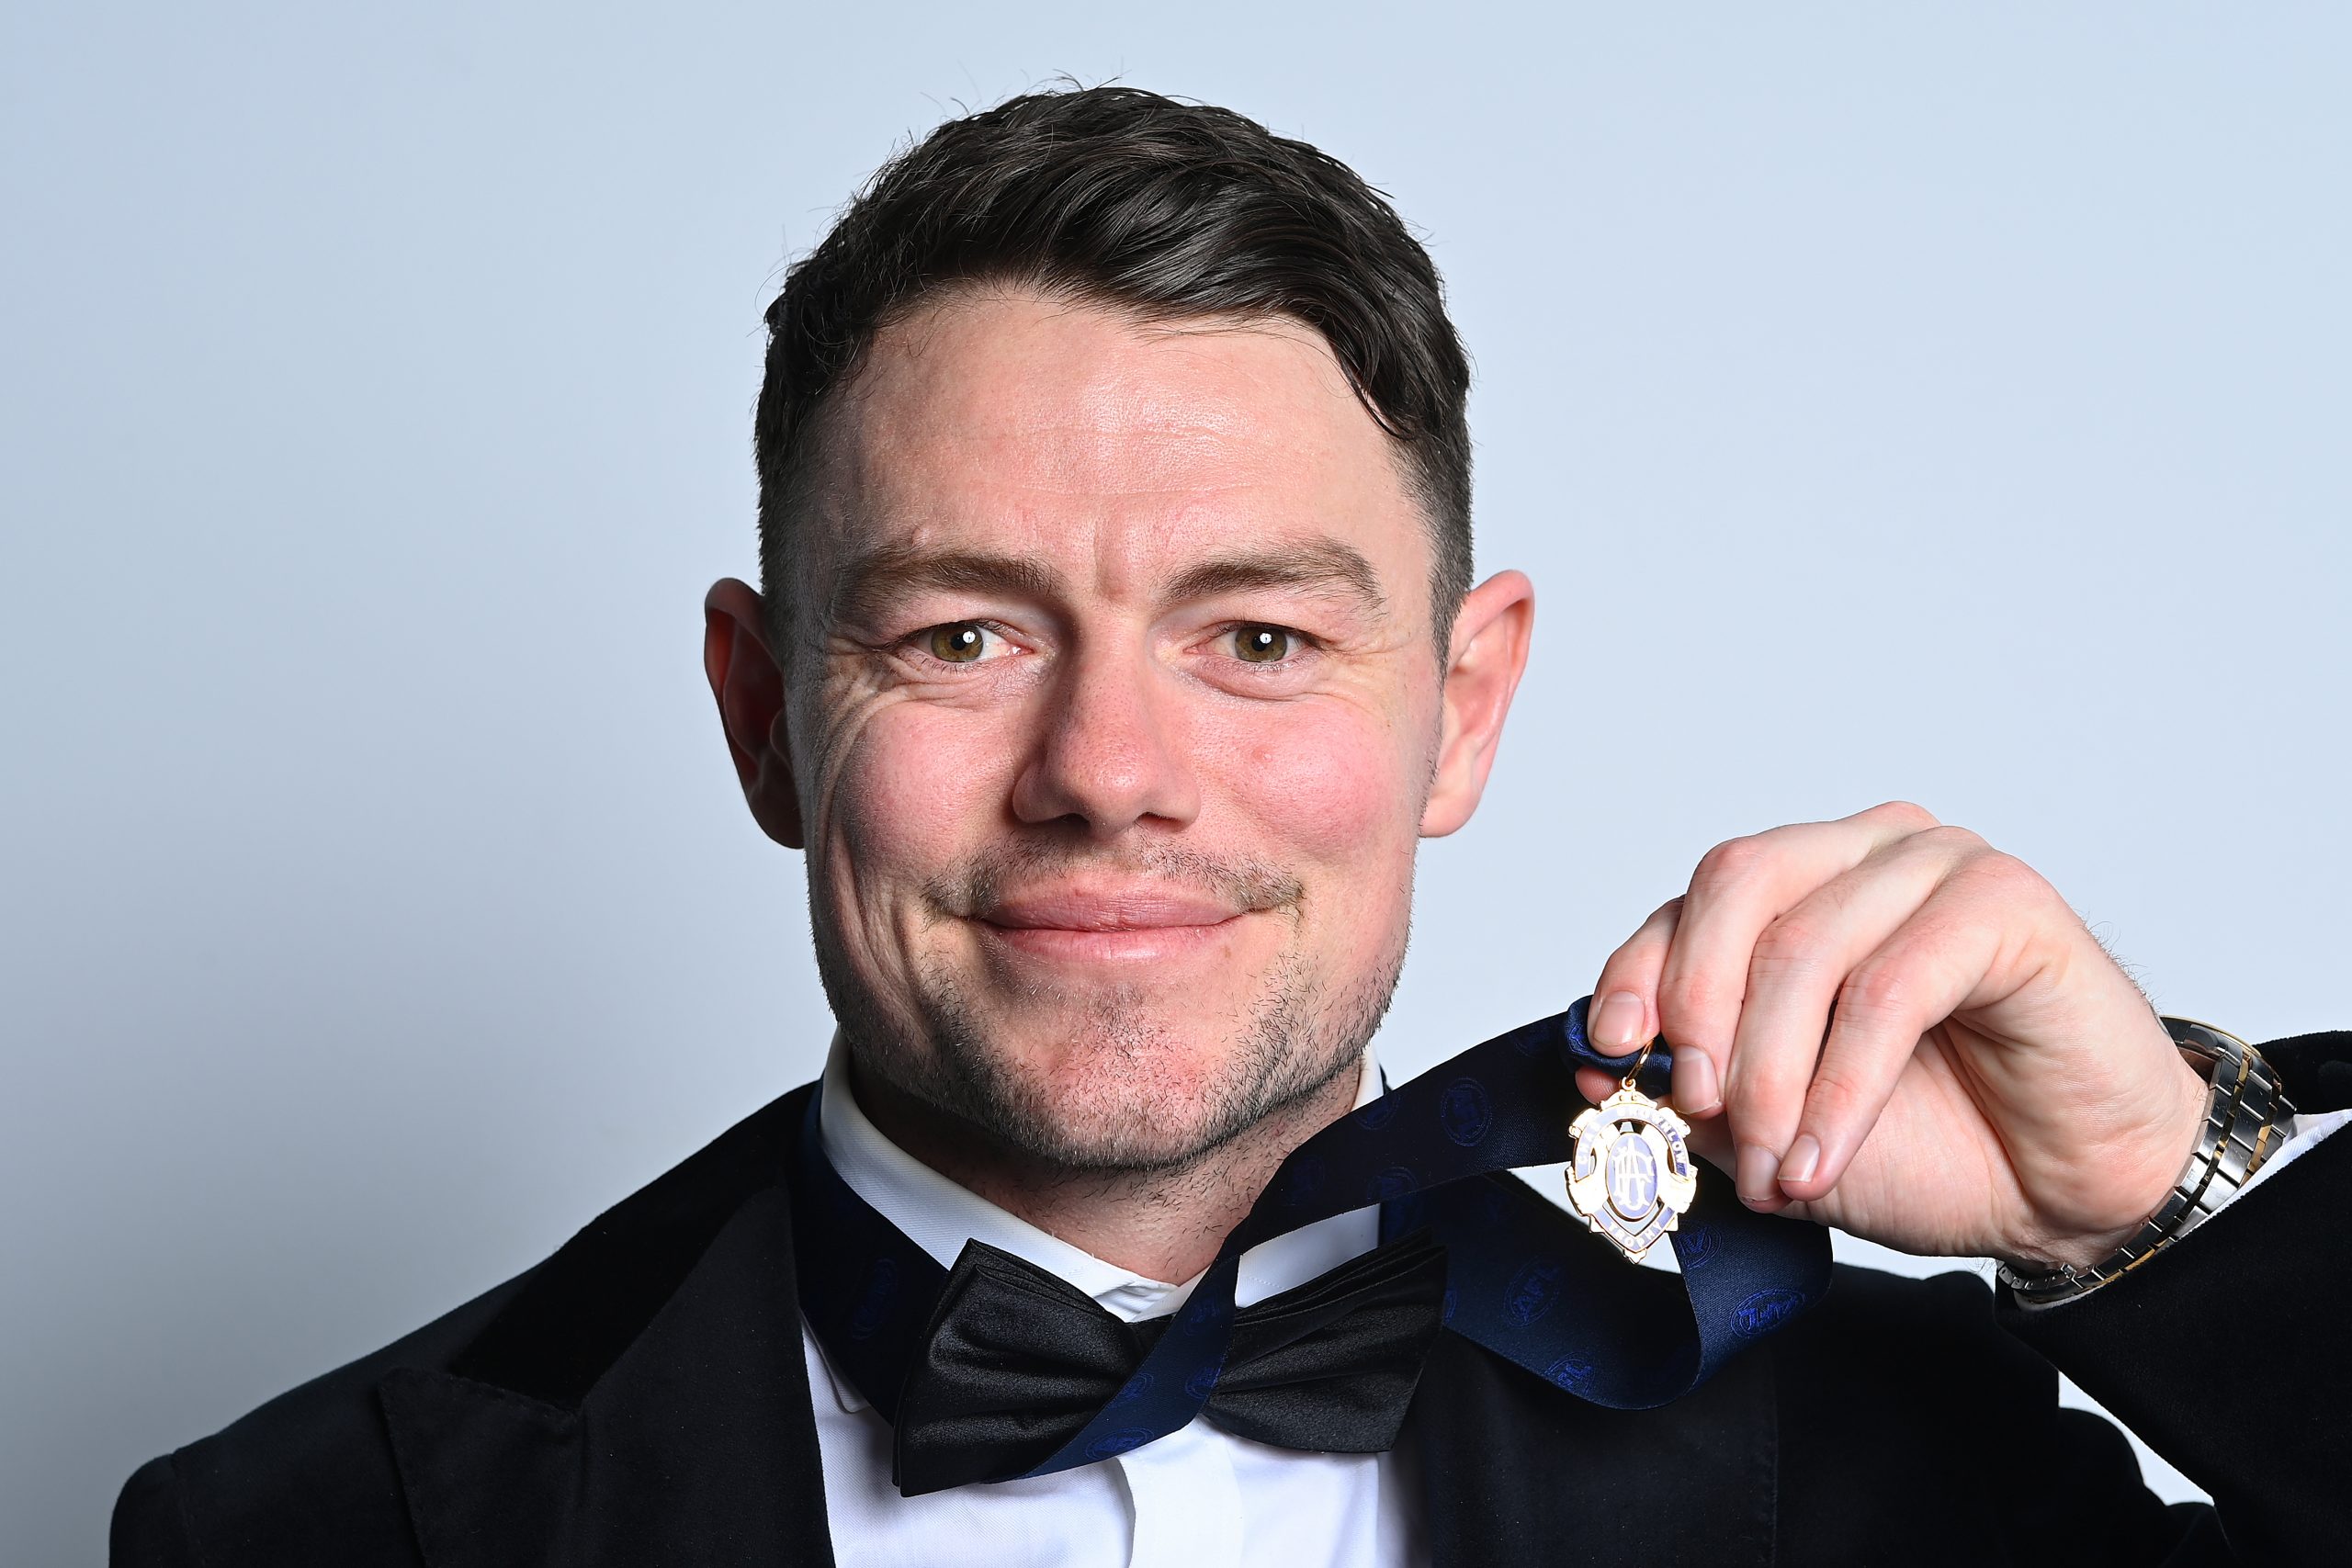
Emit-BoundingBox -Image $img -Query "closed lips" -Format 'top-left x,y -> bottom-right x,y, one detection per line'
978,887 -> 1243,931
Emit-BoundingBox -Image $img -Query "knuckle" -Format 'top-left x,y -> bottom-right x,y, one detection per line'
1693,834 -> 1765,890
1803,1065 -> 1871,1127
1723,1064 -> 1798,1133
1954,847 -> 2045,903
1917,823 -> 1987,857
1659,973 -> 1731,1051
1749,915 -> 1824,975
1838,964 -> 1913,1025
1602,908 -> 1681,985
1869,799 -> 1941,831
1660,969 -> 1709,1021
1612,899 -> 1682,958
1600,936 -> 1651,980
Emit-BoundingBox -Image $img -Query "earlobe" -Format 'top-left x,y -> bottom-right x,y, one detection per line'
1419,570 -> 1535,839
702,578 -> 806,850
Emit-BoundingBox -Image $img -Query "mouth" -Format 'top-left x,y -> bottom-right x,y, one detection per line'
973,884 -> 1253,965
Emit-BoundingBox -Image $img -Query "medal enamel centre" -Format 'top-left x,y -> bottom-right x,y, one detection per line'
1566,1043 -> 1698,1264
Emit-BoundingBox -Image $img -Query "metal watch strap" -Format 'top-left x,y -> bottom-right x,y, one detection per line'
1996,1017 -> 2297,1304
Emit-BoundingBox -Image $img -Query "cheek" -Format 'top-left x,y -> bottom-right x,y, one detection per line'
1205,701 -> 1423,872
827,702 -> 1016,881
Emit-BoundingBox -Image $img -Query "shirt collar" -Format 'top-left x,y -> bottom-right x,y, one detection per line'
808,1034 -> 1387,1415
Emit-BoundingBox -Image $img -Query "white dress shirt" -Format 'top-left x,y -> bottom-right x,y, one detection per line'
801,1037 -> 2350,1563
805,1041 -> 1420,1568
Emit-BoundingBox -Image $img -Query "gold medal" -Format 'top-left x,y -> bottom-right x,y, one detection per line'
1566,1038 -> 1698,1264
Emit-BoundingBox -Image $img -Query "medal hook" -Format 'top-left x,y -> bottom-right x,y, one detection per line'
1622,1038 -> 1657,1092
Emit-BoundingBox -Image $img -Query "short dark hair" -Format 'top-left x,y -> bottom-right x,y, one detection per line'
753,85 -> 1474,654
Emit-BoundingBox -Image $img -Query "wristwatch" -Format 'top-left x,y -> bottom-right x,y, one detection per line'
1996,1017 -> 2297,1304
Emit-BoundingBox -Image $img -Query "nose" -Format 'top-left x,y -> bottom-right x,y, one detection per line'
1009,641 -> 1200,837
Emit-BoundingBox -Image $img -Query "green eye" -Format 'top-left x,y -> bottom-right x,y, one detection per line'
1232,625 -> 1291,663
928,623 -> 988,663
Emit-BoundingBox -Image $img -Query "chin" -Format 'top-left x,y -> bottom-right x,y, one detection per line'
934,960 -> 1387,1171
954,1006 -> 1302,1169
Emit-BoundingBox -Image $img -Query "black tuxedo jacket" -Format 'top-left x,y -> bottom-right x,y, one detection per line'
114,1031 -> 2352,1566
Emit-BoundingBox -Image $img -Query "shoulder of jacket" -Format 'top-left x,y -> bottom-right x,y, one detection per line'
109,1082 -> 818,1566
113,1269 -> 531,1566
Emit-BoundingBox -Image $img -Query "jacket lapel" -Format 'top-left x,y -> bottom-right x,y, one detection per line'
378,1091 -> 836,1568
1408,1321 -> 1781,1568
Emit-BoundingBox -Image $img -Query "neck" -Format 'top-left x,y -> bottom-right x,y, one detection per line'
848,1058 -> 1365,1284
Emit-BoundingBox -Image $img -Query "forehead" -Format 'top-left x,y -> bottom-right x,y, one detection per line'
801,288 -> 1426,597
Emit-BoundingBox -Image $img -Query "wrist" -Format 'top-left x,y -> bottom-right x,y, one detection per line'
2032,1053 -> 2211,1274
1997,1018 -> 2296,1303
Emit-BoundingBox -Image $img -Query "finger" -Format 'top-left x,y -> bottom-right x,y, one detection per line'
1573,1065 -> 1620,1106
1590,897 -> 1680,1055
1774,861 -> 2018,1205
1578,897 -> 1681,1105
1685,1111 -> 1733,1169
1657,802 -> 1938,1121
1721,826 -> 1985,1207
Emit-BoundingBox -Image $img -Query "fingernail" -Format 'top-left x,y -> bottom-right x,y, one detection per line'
1593,990 -> 1646,1053
1673,1049 -> 1719,1113
1736,1144 -> 1780,1205
1779,1134 -> 1822,1187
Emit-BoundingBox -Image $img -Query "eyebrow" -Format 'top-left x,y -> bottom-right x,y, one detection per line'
1163,540 -> 1388,618
828,545 -> 1065,627
825,536 -> 1389,626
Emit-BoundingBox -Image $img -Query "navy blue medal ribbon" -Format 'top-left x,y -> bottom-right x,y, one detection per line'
792,998 -> 1832,1493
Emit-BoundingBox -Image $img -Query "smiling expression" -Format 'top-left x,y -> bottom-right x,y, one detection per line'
774,287 -> 1481,1170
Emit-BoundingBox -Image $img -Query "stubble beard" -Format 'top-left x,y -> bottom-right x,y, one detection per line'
812,887 -> 1412,1179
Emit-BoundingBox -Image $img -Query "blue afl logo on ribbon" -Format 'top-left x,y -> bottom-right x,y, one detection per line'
1367,1166 -> 1419,1202
1439,1077 -> 1493,1147
847,1256 -> 899,1341
1184,1359 -> 1225,1401
1354,1096 -> 1397,1130
1675,1223 -> 1716,1271
1733,1287 -> 1808,1338
1513,1022 -> 1552,1057
1110,1372 -> 1155,1406
1085,1428 -> 1155,1461
1504,1259 -> 1565,1325
1544,1355 -> 1595,1393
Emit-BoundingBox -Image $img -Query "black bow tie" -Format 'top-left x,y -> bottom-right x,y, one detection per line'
791,1003 -> 1833,1496
892,1228 -> 1449,1494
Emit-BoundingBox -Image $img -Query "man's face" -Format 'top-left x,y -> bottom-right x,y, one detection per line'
757,288 -> 1511,1170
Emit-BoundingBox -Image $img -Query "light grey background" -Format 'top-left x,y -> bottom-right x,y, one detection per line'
6,3 -> 2346,1559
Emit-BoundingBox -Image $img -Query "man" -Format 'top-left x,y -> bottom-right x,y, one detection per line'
113,85 -> 2350,1566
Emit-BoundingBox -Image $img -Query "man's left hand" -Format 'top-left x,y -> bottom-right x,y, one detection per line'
1581,801 -> 2210,1271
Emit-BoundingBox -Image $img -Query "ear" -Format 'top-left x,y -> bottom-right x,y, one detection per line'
1419,570 -> 1534,839
703,578 -> 805,849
